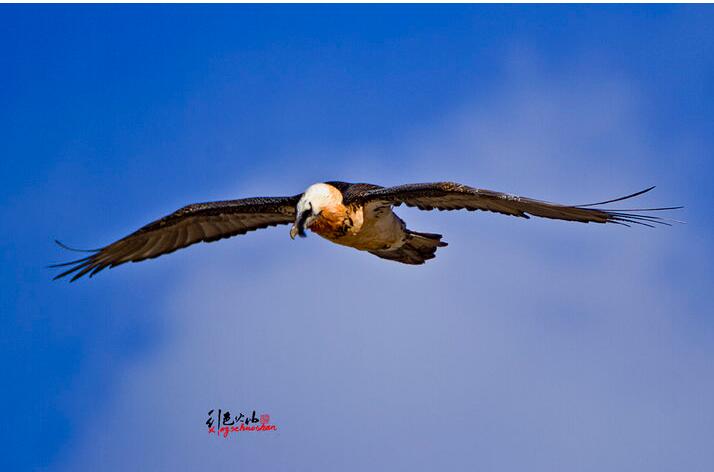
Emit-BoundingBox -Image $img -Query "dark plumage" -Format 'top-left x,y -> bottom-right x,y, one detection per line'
52,195 -> 300,281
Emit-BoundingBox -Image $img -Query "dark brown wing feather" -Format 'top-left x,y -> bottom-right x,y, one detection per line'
347,182 -> 681,226
324,181 -> 384,200
52,195 -> 301,281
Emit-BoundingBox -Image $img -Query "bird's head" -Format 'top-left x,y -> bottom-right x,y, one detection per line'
290,183 -> 341,239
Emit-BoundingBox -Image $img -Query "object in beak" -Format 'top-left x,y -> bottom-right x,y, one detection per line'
290,210 -> 310,239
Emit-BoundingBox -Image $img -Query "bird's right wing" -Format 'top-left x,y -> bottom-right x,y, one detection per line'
52,194 -> 301,281
348,182 -> 681,226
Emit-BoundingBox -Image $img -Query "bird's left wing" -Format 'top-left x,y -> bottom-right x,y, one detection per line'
347,182 -> 680,226
52,195 -> 301,281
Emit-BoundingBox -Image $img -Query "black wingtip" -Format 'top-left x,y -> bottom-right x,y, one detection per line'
52,272 -> 72,282
577,186 -> 657,207
50,239 -> 102,281
54,239 -> 101,253
568,186 -> 684,229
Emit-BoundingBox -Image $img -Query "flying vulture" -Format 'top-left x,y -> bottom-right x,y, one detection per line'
52,181 -> 681,281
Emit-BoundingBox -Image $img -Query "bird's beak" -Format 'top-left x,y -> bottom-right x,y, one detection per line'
290,210 -> 310,240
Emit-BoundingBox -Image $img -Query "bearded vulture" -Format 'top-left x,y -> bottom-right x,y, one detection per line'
52,181 -> 681,281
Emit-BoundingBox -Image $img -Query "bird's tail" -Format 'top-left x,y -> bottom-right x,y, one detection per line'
369,230 -> 448,265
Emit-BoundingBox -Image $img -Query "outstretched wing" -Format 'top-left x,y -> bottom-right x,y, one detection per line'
346,182 -> 681,226
52,195 -> 301,281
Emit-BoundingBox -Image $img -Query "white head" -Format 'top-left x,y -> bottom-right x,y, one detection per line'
290,183 -> 343,239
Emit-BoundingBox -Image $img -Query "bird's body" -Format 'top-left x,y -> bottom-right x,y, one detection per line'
292,183 -> 446,264
52,180 -> 681,281
297,183 -> 406,251
310,201 -> 402,251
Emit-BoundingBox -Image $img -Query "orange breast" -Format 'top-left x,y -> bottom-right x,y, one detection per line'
309,206 -> 350,240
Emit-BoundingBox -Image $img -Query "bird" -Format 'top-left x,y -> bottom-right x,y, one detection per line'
51,181 -> 681,281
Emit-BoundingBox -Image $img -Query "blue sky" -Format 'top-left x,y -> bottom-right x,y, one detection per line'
2,5 -> 714,471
